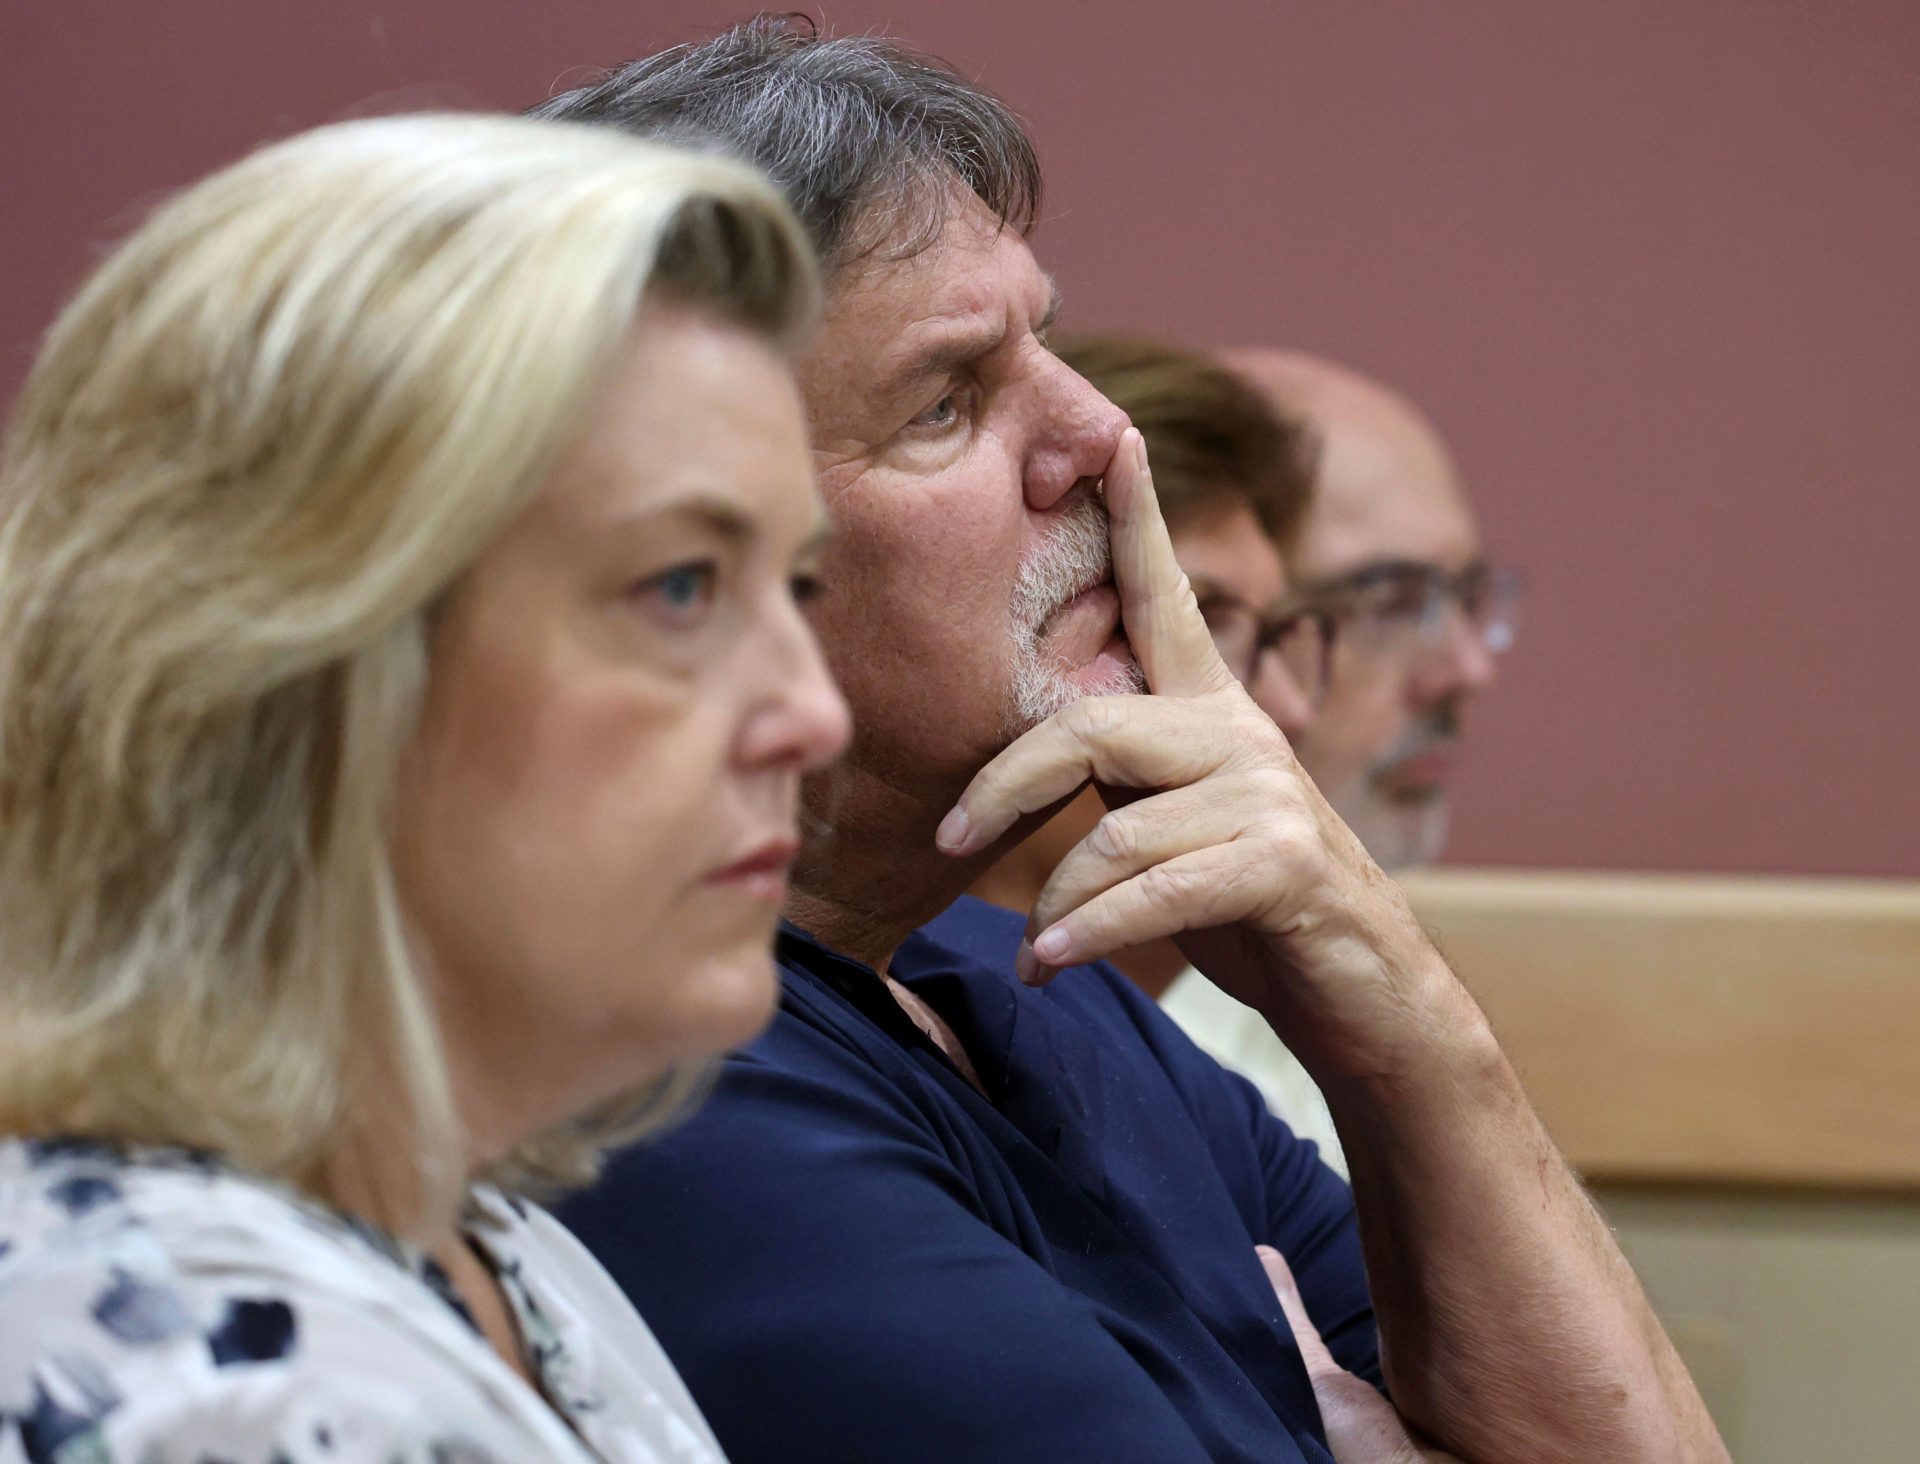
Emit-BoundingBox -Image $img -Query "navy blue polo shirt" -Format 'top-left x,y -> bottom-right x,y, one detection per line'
560,895 -> 1378,1464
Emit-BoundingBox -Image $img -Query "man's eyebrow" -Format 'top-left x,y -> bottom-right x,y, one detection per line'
873,318 -> 1008,405
1303,556 -> 1487,598
1037,282 -> 1064,337
874,281 -> 1066,405
1300,558 -> 1433,597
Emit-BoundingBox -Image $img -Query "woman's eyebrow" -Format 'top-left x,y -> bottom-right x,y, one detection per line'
801,515 -> 836,556
587,494 -> 759,546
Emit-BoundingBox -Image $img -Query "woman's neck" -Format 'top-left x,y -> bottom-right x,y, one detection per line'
427,1221 -> 540,1389
331,1120 -> 538,1390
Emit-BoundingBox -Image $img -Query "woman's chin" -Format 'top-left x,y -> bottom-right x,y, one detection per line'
677,944 -> 785,1057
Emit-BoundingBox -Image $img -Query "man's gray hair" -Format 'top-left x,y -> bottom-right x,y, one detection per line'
530,15 -> 1042,271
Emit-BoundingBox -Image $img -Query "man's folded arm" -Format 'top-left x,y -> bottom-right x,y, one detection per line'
1135,972 -> 1380,1386
1245,1082 -> 1381,1388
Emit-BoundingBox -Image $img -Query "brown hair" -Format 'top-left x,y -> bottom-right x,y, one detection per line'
1053,335 -> 1317,549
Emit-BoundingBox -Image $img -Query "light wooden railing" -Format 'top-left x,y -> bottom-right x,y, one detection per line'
1396,868 -> 1920,1190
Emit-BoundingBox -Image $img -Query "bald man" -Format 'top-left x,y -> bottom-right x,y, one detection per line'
1153,353 -> 1520,1178
1225,351 -> 1518,870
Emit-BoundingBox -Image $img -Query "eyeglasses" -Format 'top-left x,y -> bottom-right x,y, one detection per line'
1306,560 -> 1524,662
1197,592 -> 1336,706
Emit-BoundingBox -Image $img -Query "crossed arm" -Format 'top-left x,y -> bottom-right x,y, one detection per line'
937,428 -> 1728,1464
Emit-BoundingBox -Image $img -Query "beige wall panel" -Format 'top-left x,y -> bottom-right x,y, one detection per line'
1600,1187 -> 1920,1464
1400,870 -> 1920,1188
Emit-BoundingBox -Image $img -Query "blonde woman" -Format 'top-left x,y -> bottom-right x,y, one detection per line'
0,113 -> 849,1460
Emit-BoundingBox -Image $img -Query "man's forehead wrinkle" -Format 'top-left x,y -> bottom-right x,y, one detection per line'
825,197 -> 1050,330
887,258 -> 1053,366
828,258 -> 1001,357
866,267 -> 1048,405
800,207 -> 1060,449
893,304 -> 1005,364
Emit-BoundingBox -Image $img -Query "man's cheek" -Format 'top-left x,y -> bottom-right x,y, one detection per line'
901,517 -> 1017,612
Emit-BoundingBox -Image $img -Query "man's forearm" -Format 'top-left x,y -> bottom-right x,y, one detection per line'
1315,977 -> 1727,1464
933,430 -> 1726,1458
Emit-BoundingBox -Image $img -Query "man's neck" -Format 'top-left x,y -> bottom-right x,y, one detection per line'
968,785 -> 1103,918
787,758 -> 1050,975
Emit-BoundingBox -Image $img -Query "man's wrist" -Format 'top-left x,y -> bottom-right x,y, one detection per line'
1305,951 -> 1508,1103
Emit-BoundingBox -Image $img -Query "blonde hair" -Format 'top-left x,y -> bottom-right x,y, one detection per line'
0,113 -> 819,1234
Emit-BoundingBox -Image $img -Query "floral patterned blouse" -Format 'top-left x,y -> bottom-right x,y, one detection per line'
0,1137 -> 728,1462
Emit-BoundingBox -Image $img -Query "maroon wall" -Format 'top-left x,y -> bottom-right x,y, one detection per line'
5,2 -> 1915,876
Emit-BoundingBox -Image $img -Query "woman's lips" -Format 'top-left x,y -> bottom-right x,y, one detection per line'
706,839 -> 799,901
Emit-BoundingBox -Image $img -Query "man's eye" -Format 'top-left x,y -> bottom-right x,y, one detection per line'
1198,596 -> 1242,632
1367,577 -> 1433,621
1455,568 -> 1491,617
909,387 -> 965,431
632,561 -> 717,623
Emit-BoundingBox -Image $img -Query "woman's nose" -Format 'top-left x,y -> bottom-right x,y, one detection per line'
739,607 -> 853,774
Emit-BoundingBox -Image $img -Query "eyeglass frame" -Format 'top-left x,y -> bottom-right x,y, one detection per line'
1298,558 -> 1524,661
1192,584 -> 1338,706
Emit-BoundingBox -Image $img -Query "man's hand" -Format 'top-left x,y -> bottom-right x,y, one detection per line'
936,429 -> 1730,1463
935,427 -> 1477,1082
1259,1246 -> 1460,1464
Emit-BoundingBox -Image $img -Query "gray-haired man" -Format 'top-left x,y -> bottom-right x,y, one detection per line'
547,20 -> 1725,1464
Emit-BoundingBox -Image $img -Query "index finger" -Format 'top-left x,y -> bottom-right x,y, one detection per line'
1255,1247 -> 1340,1379
1106,427 -> 1239,700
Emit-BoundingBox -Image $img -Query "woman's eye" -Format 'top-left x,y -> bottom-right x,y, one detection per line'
632,561 -> 717,623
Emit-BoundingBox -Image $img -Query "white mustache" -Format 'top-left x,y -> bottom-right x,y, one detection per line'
1002,492 -> 1139,734
1009,494 -> 1113,636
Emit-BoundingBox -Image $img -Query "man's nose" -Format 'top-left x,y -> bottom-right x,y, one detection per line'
1022,357 -> 1129,514
1412,605 -> 1499,704
1248,656 -> 1316,740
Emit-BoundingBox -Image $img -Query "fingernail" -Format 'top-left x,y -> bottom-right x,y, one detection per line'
1134,431 -> 1149,472
1014,939 -> 1039,985
1033,927 -> 1071,964
934,804 -> 970,853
